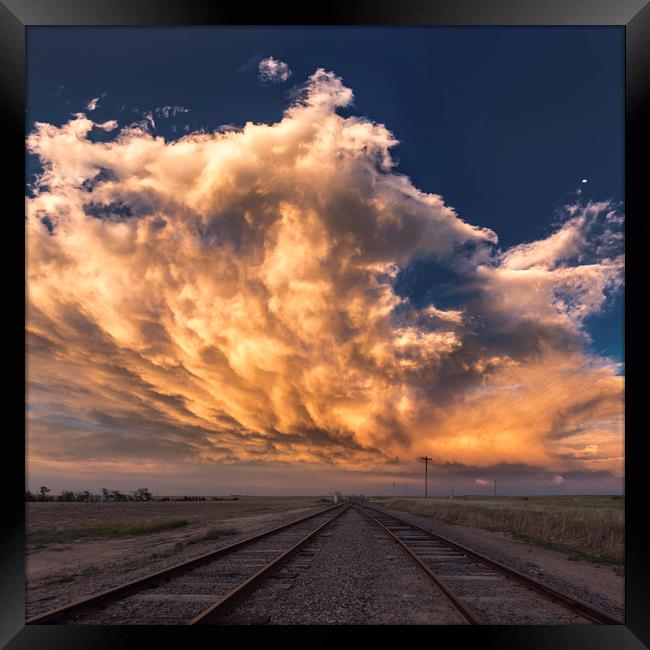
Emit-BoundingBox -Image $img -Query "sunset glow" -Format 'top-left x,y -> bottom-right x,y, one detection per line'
26,36 -> 624,495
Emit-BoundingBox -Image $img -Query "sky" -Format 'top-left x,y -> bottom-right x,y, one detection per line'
25,27 -> 624,496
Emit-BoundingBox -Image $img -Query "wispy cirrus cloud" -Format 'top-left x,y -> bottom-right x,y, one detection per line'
26,68 -> 624,487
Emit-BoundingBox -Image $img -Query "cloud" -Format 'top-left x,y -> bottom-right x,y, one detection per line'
154,106 -> 191,119
26,68 -> 624,485
96,120 -> 118,132
475,478 -> 492,486
258,57 -> 292,83
85,97 -> 100,111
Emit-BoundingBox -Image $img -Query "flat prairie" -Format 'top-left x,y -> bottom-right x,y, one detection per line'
25,496 -> 329,617
27,496 -> 321,542
24,495 -> 624,621
371,495 -> 624,564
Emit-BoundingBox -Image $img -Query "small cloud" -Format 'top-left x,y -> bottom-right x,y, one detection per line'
86,97 -> 100,111
96,120 -> 118,132
144,111 -> 156,130
154,106 -> 191,119
475,478 -> 492,486
551,474 -> 565,485
258,57 -> 292,84
215,123 -> 241,133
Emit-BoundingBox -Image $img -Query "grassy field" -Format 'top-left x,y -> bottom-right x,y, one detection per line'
29,518 -> 191,546
371,495 -> 624,564
26,496 -> 323,547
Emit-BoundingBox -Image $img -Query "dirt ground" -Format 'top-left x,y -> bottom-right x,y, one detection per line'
26,496 -> 319,537
25,497 -> 328,617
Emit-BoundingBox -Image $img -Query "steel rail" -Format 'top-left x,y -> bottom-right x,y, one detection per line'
356,506 -> 478,624
27,502 -> 345,624
190,504 -> 350,624
361,503 -> 623,625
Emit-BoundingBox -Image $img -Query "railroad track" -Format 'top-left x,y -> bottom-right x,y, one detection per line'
27,503 -> 348,625
356,504 -> 623,625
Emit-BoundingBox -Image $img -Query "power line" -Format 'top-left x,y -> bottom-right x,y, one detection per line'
475,334 -> 622,435
475,370 -> 622,446
510,370 -> 622,426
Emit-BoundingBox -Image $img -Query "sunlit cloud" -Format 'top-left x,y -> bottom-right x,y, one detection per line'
26,68 -> 624,486
258,56 -> 292,83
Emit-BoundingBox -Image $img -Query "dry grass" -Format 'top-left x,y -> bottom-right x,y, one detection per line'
26,497 -> 320,536
148,526 -> 240,559
29,518 -> 190,546
198,526 -> 239,541
372,496 -> 624,564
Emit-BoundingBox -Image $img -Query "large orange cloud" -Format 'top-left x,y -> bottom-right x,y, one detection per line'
26,69 -> 624,482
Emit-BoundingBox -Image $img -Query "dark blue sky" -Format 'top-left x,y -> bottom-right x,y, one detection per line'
27,26 -> 624,363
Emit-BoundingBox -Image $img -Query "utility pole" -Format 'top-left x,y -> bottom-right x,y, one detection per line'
494,479 -> 497,497
392,482 -> 396,496
419,457 -> 433,498
405,482 -> 408,496
451,484 -> 454,498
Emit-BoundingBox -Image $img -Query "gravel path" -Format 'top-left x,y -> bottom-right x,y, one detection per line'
377,506 -> 624,621
220,507 -> 466,625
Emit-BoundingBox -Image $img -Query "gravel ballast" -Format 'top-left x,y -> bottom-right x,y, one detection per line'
221,507 -> 466,625
376,505 -> 624,621
26,503 -> 334,619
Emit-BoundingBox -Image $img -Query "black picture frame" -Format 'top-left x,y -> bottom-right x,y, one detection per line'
2,1 -> 647,647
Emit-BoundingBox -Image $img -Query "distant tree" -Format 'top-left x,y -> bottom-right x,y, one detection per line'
110,490 -> 128,502
60,491 -> 76,502
39,486 -> 50,501
25,490 -> 36,502
101,488 -> 111,502
132,488 -> 153,502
